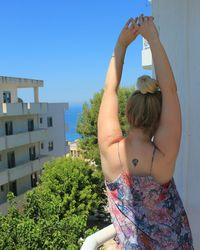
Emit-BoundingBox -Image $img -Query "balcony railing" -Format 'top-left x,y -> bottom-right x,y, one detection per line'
80,224 -> 116,250
0,102 -> 48,117
0,129 -> 47,151
0,155 -> 51,186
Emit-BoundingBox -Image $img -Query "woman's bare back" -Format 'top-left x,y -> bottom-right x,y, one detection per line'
101,135 -> 176,185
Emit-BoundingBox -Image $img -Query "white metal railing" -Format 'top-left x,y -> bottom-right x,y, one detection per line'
80,224 -> 116,250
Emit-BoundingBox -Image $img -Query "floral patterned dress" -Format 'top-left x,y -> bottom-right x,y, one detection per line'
105,156 -> 194,249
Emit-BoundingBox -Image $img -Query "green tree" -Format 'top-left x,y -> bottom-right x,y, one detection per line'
0,157 -> 102,250
76,86 -> 134,167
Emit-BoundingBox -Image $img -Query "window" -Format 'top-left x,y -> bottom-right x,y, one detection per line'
47,117 -> 53,127
7,151 -> 15,169
9,181 -> 17,196
40,117 -> 43,124
29,146 -> 36,161
48,141 -> 53,151
28,119 -> 34,131
5,121 -> 13,135
41,142 -> 44,149
0,185 -> 4,192
3,91 -> 11,103
31,173 -> 37,188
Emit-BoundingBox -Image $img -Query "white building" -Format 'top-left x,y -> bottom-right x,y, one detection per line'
142,0 -> 200,247
66,139 -> 80,158
0,76 -> 69,214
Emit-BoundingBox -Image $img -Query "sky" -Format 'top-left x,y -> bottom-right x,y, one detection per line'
0,0 -> 151,106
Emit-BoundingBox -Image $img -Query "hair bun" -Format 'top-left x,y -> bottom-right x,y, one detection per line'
136,75 -> 159,94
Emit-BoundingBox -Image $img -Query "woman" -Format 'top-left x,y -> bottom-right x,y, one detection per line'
97,14 -> 193,249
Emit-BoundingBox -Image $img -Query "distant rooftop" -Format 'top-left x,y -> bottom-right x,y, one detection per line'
0,76 -> 43,88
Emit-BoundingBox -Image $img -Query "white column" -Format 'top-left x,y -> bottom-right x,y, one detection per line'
34,87 -> 39,103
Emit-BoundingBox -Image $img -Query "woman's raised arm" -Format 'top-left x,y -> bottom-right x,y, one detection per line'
138,15 -> 177,92
98,18 -> 139,153
104,17 -> 140,92
138,15 -> 182,183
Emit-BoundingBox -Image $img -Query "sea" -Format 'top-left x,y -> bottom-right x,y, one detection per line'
65,103 -> 83,142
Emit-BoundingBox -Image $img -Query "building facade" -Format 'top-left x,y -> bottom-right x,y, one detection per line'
0,76 -> 69,214
66,139 -> 80,158
142,1 -> 200,247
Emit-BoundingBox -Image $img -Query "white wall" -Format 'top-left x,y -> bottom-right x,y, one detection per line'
0,150 -> 7,171
40,103 -> 68,157
0,115 -> 38,136
17,175 -> 32,195
0,87 -> 18,103
0,120 -> 4,137
14,143 -> 40,166
152,0 -> 200,247
0,183 -> 9,204
14,116 -> 39,133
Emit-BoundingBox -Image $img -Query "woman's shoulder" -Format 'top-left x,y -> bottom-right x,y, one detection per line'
100,136 -> 127,183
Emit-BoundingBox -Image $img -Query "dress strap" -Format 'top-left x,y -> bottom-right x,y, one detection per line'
117,140 -> 123,169
150,143 -> 156,176
116,137 -> 124,169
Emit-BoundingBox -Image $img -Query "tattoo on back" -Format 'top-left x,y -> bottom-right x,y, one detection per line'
132,159 -> 139,167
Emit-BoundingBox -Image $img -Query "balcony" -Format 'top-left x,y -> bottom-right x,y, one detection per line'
142,38 -> 153,70
0,129 -> 47,151
0,155 -> 51,186
0,102 -> 48,117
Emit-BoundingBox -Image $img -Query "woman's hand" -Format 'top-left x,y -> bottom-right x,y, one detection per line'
116,17 -> 140,49
136,14 -> 159,43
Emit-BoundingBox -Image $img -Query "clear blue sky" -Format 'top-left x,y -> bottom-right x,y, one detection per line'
0,0 -> 151,105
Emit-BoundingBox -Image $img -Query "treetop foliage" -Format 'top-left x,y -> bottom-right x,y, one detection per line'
76,86 -> 135,166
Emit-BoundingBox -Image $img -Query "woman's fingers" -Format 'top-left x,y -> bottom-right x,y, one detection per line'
135,17 -> 140,27
133,27 -> 140,36
123,14 -> 155,37
138,14 -> 144,26
136,15 -> 155,27
149,16 -> 154,21
125,17 -> 134,29
125,15 -> 154,29
129,19 -> 137,29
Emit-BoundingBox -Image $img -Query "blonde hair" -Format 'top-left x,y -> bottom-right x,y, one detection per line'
125,75 -> 162,138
